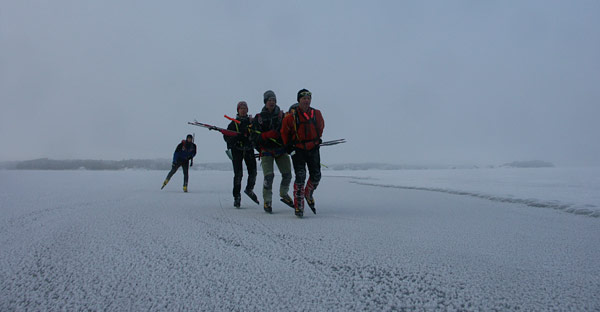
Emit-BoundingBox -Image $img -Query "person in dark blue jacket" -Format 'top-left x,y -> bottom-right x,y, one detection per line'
161,134 -> 197,192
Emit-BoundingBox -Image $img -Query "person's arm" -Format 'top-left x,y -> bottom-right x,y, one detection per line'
316,110 -> 324,138
224,121 -> 236,148
190,143 -> 197,158
280,115 -> 296,154
250,117 -> 262,147
189,143 -> 197,166
280,115 -> 292,146
262,114 -> 281,142
173,142 -> 183,164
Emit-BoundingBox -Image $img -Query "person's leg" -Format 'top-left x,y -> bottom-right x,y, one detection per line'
162,162 -> 181,189
242,150 -> 259,204
243,150 -> 257,192
291,151 -> 308,213
182,161 -> 189,192
165,162 -> 180,181
305,148 -> 321,199
260,156 -> 275,205
232,149 -> 244,198
275,153 -> 292,198
276,153 -> 294,207
304,148 -> 321,212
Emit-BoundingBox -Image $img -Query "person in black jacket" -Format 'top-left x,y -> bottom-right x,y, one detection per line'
250,90 -> 293,213
161,134 -> 197,192
224,101 -> 258,208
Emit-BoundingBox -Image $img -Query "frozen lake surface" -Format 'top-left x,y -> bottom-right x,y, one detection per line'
1,168 -> 599,310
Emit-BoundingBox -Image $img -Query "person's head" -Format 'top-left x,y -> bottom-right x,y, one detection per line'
186,134 -> 193,143
237,101 -> 248,117
297,89 -> 312,111
263,90 -> 277,112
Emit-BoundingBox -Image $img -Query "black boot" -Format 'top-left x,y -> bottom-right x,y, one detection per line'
280,194 -> 294,208
263,202 -> 272,213
305,181 -> 316,214
234,196 -> 241,208
244,189 -> 259,205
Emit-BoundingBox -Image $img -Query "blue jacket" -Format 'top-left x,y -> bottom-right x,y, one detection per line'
173,141 -> 197,164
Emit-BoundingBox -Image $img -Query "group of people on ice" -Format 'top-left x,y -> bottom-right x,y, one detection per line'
162,88 -> 324,218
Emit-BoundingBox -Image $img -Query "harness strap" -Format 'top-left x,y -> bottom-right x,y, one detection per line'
292,108 -> 321,149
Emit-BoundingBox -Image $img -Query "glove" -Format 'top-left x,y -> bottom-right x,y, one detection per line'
190,158 -> 193,167
261,130 -> 278,140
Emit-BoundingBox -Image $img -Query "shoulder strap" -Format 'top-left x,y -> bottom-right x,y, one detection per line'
293,108 -> 321,144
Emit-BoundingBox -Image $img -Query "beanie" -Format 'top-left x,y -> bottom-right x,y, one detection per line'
237,101 -> 248,111
186,134 -> 193,140
297,89 -> 311,102
263,90 -> 276,104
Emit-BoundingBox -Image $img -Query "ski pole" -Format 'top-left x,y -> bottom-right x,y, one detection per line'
224,115 -> 241,124
188,120 -> 239,137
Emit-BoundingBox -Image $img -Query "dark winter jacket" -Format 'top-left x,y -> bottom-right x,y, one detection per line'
173,141 -> 197,164
251,105 -> 285,155
223,115 -> 254,151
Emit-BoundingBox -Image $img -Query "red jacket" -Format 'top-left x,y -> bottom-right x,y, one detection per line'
281,107 -> 324,151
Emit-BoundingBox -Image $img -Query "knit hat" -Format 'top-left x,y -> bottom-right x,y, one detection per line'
263,90 -> 276,104
237,101 -> 248,111
297,89 -> 311,101
186,134 -> 193,141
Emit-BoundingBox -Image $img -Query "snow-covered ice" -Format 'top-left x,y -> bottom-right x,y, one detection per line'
1,168 -> 599,311
340,167 -> 600,218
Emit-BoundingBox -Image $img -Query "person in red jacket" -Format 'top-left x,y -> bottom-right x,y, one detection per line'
281,89 -> 324,217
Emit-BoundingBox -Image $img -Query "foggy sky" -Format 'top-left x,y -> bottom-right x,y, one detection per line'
2,1 -> 599,166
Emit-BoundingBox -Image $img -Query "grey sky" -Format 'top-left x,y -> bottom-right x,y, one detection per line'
2,1 -> 599,166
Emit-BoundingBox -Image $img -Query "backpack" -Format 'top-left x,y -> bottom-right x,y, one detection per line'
291,107 -> 321,145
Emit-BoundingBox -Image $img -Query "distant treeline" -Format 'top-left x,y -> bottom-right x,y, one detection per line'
326,163 -> 436,170
5,160 -> 446,171
0,158 -> 555,171
500,160 -> 554,168
6,158 -> 232,171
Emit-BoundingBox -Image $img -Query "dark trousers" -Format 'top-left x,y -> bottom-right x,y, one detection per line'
166,160 -> 189,186
232,149 -> 257,198
291,147 -> 321,189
